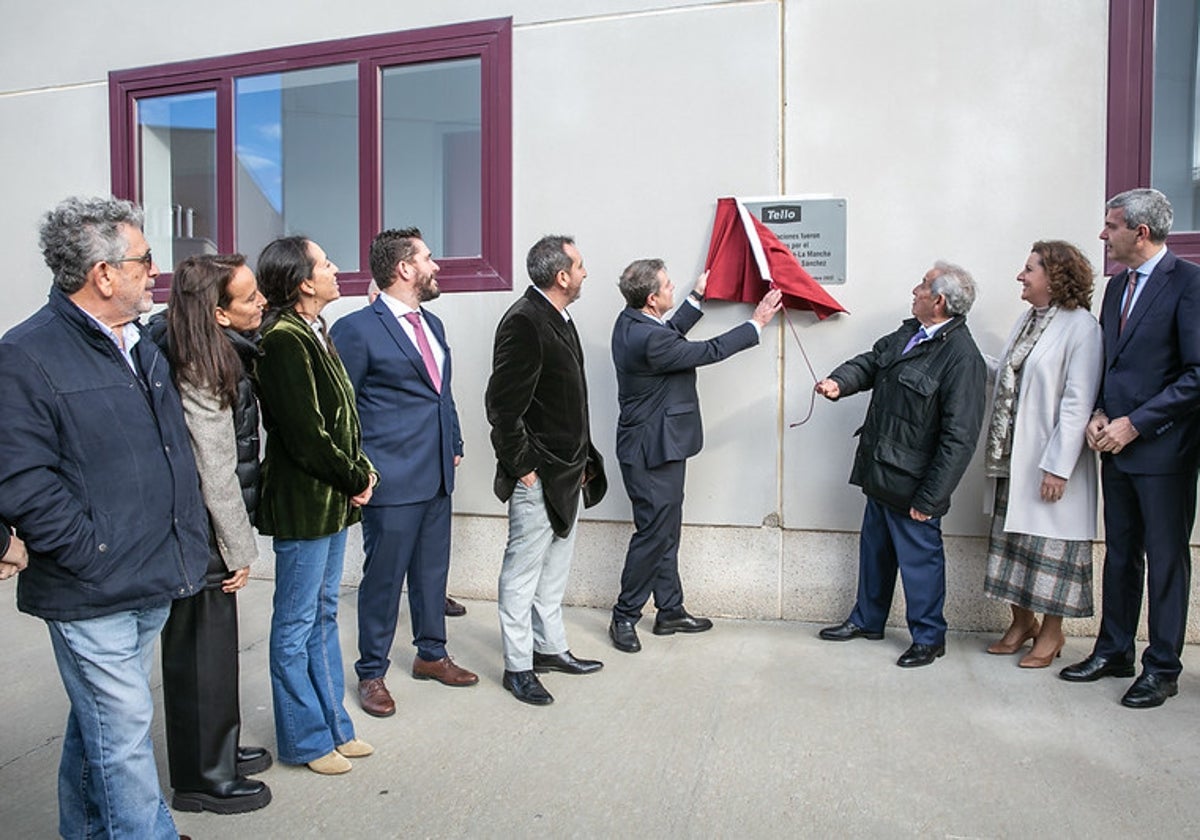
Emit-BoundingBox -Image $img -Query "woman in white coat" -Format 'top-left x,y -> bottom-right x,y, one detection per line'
983,240 -> 1103,667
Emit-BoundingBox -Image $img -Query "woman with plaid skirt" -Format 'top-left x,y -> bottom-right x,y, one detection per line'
983,241 -> 1103,668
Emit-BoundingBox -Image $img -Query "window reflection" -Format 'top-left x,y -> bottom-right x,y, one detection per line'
236,64 -> 359,270
1151,0 -> 1200,230
382,59 -> 482,258
137,92 -> 217,271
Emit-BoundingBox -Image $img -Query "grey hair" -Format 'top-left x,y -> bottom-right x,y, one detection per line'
618,258 -> 666,308
930,260 -> 976,317
526,235 -> 575,289
1107,188 -> 1174,242
40,196 -> 144,293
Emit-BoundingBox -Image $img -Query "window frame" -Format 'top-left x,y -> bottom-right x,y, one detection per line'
1107,0 -> 1200,267
109,17 -> 512,300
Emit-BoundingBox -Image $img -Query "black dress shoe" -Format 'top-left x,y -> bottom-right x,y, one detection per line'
1121,672 -> 1179,708
502,669 -> 554,705
818,619 -> 884,642
652,610 -> 713,635
444,595 -> 467,617
533,650 -> 603,675
1059,653 -> 1136,682
896,642 -> 945,668
172,777 -> 271,814
236,745 -> 272,776
609,619 -> 641,652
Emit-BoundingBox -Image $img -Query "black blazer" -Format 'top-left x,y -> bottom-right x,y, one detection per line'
1096,249 -> 1200,474
486,287 -> 606,537
612,303 -> 758,468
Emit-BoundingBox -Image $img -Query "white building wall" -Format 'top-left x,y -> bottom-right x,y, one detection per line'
4,1 -> 1191,640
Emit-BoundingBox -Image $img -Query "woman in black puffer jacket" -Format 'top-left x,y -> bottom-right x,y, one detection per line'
151,253 -> 274,816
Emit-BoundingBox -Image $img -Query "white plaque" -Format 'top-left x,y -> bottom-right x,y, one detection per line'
740,195 -> 847,285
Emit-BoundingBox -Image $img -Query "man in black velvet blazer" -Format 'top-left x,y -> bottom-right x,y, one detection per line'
1062,188 -> 1200,708
485,235 -> 607,706
607,259 -> 781,654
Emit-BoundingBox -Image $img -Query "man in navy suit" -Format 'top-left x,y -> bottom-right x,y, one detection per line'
608,259 -> 781,653
331,228 -> 478,719
1061,188 -> 1200,708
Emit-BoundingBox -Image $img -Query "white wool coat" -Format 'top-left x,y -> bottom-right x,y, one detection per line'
985,305 -> 1103,540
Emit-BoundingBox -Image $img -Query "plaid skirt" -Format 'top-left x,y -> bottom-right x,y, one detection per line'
983,478 -> 1094,617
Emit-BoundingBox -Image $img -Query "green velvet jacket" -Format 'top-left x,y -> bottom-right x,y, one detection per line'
254,309 -> 373,539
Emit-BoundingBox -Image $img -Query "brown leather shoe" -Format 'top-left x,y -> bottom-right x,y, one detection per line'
444,596 -> 467,617
412,654 -> 479,687
357,677 -> 396,717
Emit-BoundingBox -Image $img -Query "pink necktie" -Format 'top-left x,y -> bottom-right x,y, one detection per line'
404,311 -> 442,392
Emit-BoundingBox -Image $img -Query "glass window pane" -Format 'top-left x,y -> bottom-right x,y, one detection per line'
1151,0 -> 1200,231
381,59 -> 482,258
236,64 -> 359,269
137,92 -> 217,271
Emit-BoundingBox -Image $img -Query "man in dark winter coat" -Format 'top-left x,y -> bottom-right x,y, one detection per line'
815,261 -> 986,668
0,196 -> 210,837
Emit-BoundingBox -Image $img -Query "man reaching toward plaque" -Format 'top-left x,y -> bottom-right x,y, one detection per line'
608,259 -> 782,653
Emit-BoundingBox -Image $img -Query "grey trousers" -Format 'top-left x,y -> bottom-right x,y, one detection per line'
497,479 -> 580,671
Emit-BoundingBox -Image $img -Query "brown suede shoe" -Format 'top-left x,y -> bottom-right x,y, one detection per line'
357,677 -> 396,717
444,596 -> 467,617
412,654 -> 479,687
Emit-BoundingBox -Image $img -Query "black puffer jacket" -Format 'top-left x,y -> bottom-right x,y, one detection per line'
227,328 -> 262,518
829,316 -> 986,517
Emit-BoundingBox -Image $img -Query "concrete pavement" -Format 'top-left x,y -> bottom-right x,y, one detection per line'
2,580 -> 1199,838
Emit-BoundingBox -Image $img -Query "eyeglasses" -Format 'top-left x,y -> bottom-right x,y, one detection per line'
113,250 -> 153,268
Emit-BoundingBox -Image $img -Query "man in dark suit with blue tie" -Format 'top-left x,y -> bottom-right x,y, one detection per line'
608,259 -> 782,653
1061,189 -> 1200,708
330,228 -> 478,719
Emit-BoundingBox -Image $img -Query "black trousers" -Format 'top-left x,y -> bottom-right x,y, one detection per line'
161,552 -> 241,791
614,458 -> 687,622
1095,461 -> 1197,678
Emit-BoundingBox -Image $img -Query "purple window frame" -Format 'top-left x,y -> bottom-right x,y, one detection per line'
1107,0 -> 1200,268
110,18 -> 512,300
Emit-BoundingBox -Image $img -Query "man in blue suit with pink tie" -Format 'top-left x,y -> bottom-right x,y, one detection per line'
331,228 -> 478,719
1061,189 -> 1200,708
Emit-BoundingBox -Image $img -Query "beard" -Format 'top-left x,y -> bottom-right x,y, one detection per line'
417,274 -> 441,302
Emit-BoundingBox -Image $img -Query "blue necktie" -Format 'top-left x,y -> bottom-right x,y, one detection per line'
902,327 -> 928,355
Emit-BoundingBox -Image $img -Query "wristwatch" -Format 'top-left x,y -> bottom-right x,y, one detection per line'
688,290 -> 704,303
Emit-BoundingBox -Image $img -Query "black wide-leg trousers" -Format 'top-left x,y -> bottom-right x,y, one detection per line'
161,552 -> 241,792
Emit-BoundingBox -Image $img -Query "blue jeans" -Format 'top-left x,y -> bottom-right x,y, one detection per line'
270,530 -> 356,764
48,602 -> 177,839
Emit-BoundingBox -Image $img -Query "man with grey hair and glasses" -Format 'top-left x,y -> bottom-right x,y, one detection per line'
814,262 -> 985,668
1060,188 -> 1200,708
0,197 -> 210,837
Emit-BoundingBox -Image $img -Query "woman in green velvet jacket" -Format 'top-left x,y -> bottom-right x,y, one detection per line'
254,236 -> 377,776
